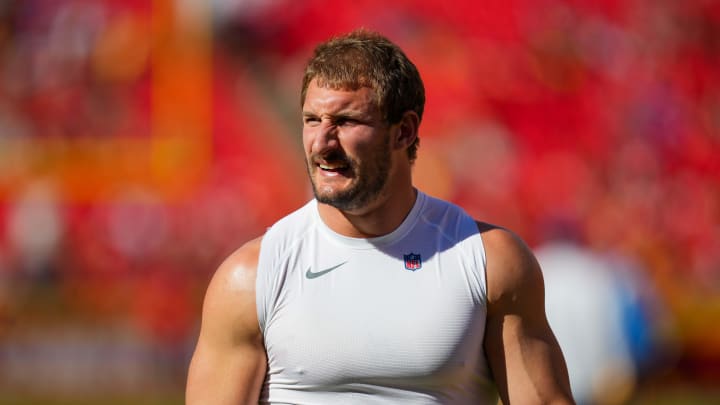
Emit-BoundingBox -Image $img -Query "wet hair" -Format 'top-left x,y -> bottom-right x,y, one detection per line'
301,29 -> 425,163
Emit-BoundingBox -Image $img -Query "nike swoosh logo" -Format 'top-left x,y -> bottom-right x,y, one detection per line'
306,261 -> 348,279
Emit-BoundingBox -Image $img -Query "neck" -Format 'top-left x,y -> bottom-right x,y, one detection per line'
317,183 -> 417,238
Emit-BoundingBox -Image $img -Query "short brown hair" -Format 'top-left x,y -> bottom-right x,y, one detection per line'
301,29 -> 425,163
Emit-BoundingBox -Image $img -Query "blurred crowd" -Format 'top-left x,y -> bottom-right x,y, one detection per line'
0,0 -> 718,403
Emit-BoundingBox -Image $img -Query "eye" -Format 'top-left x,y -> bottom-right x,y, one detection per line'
336,117 -> 358,126
303,116 -> 320,126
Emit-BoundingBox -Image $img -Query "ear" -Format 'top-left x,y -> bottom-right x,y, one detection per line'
392,111 -> 419,151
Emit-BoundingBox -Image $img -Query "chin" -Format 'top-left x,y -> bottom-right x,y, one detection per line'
315,184 -> 347,199
313,177 -> 353,198
316,190 -> 354,206
314,187 -> 361,210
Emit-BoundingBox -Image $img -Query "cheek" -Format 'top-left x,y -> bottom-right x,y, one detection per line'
302,129 -> 314,154
340,130 -> 377,154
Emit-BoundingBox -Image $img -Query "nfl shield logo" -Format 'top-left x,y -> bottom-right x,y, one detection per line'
403,253 -> 422,271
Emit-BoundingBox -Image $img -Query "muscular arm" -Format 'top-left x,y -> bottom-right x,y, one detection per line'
186,237 -> 267,405
480,224 -> 574,404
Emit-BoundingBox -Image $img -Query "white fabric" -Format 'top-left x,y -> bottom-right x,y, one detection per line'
256,191 -> 496,404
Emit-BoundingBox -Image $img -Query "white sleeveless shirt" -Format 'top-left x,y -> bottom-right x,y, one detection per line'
256,191 -> 496,404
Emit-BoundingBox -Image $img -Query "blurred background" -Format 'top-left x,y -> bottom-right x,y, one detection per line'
0,0 -> 718,404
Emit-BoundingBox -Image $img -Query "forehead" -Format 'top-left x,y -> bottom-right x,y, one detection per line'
303,79 -> 380,115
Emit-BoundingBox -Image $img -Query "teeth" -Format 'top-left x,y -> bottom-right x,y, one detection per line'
319,163 -> 346,170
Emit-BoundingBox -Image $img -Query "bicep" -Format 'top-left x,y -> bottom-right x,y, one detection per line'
481,228 -> 573,404
187,331 -> 266,405
484,294 -> 570,404
186,241 -> 267,405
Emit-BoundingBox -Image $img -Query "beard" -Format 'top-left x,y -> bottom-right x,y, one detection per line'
307,135 -> 391,212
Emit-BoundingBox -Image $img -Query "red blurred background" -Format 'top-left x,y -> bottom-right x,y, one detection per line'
0,0 -> 718,403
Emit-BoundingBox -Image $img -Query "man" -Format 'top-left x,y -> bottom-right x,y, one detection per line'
187,29 -> 574,404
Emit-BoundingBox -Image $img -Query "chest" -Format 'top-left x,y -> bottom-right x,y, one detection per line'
263,243 -> 486,386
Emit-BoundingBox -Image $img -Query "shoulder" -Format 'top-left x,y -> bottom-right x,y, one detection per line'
188,238 -> 269,404
213,236 -> 263,292
261,200 -> 317,252
416,193 -> 479,240
201,237 -> 264,341
420,192 -> 466,219
476,222 -> 544,311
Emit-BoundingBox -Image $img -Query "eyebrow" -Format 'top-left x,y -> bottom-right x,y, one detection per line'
302,110 -> 370,120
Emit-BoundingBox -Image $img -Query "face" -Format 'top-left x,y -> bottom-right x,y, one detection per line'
302,80 -> 393,212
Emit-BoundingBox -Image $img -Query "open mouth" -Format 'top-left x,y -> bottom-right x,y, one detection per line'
311,151 -> 353,177
318,162 -> 350,173
317,161 -> 353,178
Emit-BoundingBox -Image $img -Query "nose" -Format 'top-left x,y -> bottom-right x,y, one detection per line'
311,120 -> 339,153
